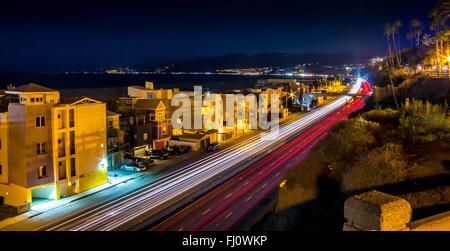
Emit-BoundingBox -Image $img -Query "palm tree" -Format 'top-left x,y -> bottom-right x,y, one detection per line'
422,33 -> 434,46
429,0 -> 449,33
384,23 -> 395,68
429,0 -> 449,77
384,22 -> 399,108
410,19 -> 423,47
406,32 -> 415,48
393,21 -> 403,65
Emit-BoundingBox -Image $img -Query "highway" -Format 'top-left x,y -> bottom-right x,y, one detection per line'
39,81 -> 367,231
152,97 -> 365,231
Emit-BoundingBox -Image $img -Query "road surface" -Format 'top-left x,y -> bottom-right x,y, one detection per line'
151,97 -> 365,231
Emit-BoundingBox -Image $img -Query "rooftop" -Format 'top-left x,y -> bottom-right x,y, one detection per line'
134,99 -> 164,109
107,110 -> 121,117
8,83 -> 57,93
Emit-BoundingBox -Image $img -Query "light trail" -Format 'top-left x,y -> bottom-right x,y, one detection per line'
152,97 -> 364,231
43,83 -> 363,231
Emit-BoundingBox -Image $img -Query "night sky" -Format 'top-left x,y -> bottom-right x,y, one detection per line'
0,0 -> 436,73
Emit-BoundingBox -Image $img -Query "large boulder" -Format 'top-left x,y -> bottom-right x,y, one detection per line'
344,190 -> 412,231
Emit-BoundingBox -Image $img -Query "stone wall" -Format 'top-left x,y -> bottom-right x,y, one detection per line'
343,190 -> 450,231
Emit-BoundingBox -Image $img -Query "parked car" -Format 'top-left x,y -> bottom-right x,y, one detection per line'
146,149 -> 169,160
164,145 -> 191,155
137,158 -> 154,167
121,162 -> 146,172
207,142 -> 220,152
163,146 -> 181,156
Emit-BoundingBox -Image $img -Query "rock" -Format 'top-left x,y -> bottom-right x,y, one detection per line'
344,190 -> 412,231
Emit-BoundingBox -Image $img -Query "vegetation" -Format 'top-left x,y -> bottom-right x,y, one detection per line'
258,99 -> 450,231
376,0 -> 448,93
257,0 -> 450,231
399,100 -> 450,143
342,143 -> 409,191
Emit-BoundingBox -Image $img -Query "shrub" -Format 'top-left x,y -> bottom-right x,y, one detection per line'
399,100 -> 450,143
342,143 -> 409,191
363,108 -> 399,124
284,117 -> 380,200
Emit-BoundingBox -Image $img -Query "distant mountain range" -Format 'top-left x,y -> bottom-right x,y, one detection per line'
136,52 -> 371,72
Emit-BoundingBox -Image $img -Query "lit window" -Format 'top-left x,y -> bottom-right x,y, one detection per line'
38,165 -> 47,178
143,133 -> 148,141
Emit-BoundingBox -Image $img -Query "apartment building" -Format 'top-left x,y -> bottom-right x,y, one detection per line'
128,81 -> 177,100
116,97 -> 172,156
0,83 -> 107,208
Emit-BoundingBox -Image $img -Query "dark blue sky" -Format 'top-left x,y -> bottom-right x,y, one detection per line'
0,0 -> 436,73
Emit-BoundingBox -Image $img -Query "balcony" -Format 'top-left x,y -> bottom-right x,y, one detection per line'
108,128 -> 119,138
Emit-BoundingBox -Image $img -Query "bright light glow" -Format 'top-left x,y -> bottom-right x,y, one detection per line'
100,158 -> 108,169
447,56 -> 450,62
100,143 -> 104,148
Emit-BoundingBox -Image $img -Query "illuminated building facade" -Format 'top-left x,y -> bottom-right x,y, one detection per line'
0,83 -> 107,208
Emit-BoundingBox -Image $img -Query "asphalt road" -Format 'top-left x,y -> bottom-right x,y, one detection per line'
151,97 -> 365,231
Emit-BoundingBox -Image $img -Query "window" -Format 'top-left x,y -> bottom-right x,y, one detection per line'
38,166 -> 47,178
143,133 -> 148,141
70,131 -> 75,155
0,139 -> 2,149
129,117 -> 135,126
69,109 -> 75,127
70,158 -> 76,177
35,116 -> 45,127
58,161 -> 66,180
31,98 -> 35,102
156,112 -> 165,122
36,142 -> 47,154
0,164 -> 2,175
137,116 -> 144,125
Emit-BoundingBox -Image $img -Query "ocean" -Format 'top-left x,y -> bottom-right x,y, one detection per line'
0,73 -> 296,91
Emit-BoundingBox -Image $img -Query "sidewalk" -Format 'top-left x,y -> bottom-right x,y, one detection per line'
0,170 -> 145,230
